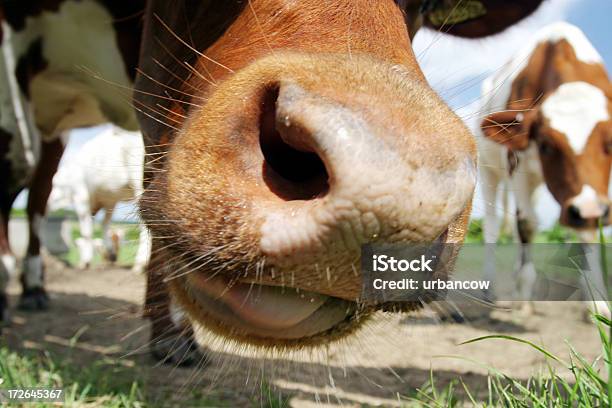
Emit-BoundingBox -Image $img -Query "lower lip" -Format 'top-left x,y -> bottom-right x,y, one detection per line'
186,272 -> 331,330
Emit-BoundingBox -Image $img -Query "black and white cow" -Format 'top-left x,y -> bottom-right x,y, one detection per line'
0,1 -> 144,314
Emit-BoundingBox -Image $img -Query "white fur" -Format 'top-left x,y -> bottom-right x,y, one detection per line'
75,238 -> 94,268
1,254 -> 16,277
542,82 -> 609,153
133,225 -> 151,273
535,22 -> 602,64
7,0 -> 138,140
48,125 -> 150,270
0,254 -> 17,291
22,255 -> 43,288
169,299 -> 188,328
573,184 -> 599,205
570,185 -> 603,218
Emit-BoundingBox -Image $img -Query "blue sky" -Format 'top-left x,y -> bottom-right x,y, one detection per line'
15,0 -> 612,227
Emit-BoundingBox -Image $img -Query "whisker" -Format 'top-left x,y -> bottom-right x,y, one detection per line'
154,13 -> 234,74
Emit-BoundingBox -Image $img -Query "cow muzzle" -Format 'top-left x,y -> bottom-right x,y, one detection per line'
562,185 -> 610,229
156,54 -> 477,345
257,82 -> 476,262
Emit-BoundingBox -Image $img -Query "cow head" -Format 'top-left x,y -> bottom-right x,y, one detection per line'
482,81 -> 612,231
137,0 -> 542,347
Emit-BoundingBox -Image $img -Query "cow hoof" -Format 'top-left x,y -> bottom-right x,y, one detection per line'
18,288 -> 50,311
150,332 -> 207,367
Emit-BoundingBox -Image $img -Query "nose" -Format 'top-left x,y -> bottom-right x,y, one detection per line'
259,86 -> 329,201
256,82 -> 477,258
564,186 -> 610,228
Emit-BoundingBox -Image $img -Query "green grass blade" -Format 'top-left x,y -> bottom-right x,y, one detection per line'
459,335 -> 567,365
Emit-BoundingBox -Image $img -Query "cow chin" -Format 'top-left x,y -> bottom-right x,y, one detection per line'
147,205 -> 469,347
163,220 -> 462,347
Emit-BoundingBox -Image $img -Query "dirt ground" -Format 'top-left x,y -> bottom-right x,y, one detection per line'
2,258 -> 604,407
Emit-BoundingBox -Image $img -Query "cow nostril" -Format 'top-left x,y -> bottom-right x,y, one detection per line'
259,86 -> 329,201
567,204 -> 584,225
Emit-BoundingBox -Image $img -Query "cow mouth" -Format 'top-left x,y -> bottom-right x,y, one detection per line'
172,272 -> 365,346
168,227 -> 452,346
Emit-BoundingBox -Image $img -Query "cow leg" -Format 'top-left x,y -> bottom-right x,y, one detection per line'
481,167 -> 502,301
516,219 -> 536,314
132,222 -> 151,273
513,173 -> 539,315
20,139 -> 64,310
101,207 -> 117,263
144,239 -> 204,367
73,187 -> 94,269
131,174 -> 150,273
0,200 -> 17,327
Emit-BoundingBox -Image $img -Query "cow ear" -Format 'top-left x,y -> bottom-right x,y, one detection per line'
480,110 -> 533,151
422,0 -> 543,38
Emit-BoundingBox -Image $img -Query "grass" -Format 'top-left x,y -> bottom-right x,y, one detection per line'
3,313 -> 608,406
0,345 -> 233,407
398,312 -> 610,407
5,334 -> 607,408
10,208 -> 77,219
0,346 -> 146,407
400,223 -> 612,407
466,219 -> 582,244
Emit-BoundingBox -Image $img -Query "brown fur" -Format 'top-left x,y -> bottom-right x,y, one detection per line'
136,0 -> 543,346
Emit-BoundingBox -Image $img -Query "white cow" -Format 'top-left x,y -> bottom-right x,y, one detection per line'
48,125 -> 150,272
477,23 -> 611,317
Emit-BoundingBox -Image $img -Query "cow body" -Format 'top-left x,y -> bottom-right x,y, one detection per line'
1,0 -> 543,364
0,0 -> 143,314
48,125 -> 150,271
479,22 -> 611,314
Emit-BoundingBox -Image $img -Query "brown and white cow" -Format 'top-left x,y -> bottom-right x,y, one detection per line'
479,22 -> 611,315
0,0 -> 543,364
